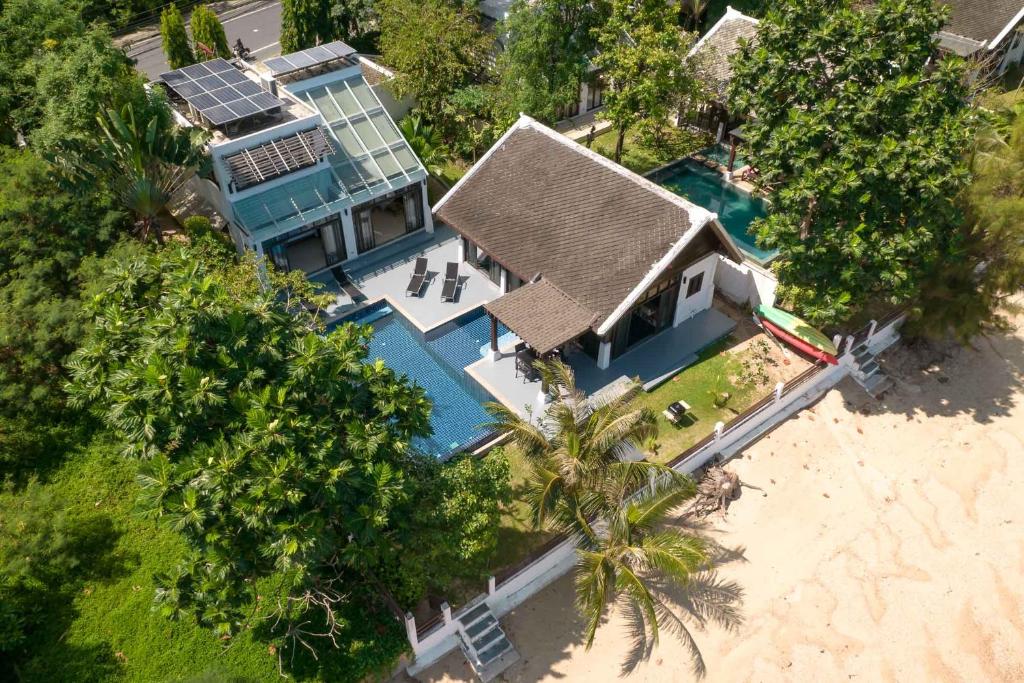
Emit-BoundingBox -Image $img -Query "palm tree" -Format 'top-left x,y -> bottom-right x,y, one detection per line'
53,102 -> 209,244
398,114 -> 451,179
487,359 -> 719,668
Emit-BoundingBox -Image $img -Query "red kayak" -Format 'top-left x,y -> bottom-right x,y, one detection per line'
760,318 -> 839,365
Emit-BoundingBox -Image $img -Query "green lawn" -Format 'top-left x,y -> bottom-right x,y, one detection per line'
631,336 -> 764,462
3,438 -> 404,683
485,447 -> 555,575
589,126 -> 712,175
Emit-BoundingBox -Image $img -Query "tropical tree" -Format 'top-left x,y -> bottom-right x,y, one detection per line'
66,240 -> 433,667
160,2 -> 195,69
328,0 -> 375,43
280,0 -> 332,53
913,93 -> 1024,341
492,0 -> 607,124
487,360 -> 718,667
190,4 -> 231,60
378,0 -> 490,137
594,0 -> 704,163
728,0 -> 978,324
52,102 -> 209,244
399,113 -> 450,177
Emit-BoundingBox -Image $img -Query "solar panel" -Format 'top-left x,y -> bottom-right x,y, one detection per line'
263,40 -> 357,76
159,58 -> 286,127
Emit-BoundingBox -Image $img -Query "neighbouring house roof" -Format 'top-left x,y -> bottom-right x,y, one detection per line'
484,279 -> 596,356
688,6 -> 759,94
938,0 -> 1024,51
435,115 -> 743,341
224,127 -> 335,191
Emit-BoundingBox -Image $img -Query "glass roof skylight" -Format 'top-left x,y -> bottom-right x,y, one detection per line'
296,76 -> 424,203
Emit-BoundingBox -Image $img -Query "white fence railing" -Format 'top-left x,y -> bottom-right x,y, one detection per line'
405,313 -> 905,675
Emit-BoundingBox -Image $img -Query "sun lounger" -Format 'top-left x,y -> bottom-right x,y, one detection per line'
406,257 -> 428,297
440,261 -> 459,302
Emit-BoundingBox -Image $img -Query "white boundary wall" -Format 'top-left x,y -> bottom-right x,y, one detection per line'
405,314 -> 905,675
714,255 -> 777,307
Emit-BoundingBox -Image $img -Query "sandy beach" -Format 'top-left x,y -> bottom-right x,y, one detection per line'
416,312 -> 1024,682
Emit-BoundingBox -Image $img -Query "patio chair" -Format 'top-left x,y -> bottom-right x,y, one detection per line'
663,400 -> 692,425
405,257 -> 428,297
440,261 -> 459,302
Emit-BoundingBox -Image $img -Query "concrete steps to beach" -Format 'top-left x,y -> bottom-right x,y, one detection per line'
851,343 -> 892,398
455,601 -> 519,682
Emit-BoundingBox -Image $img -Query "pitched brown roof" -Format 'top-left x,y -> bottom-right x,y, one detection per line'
690,9 -> 759,92
436,119 -> 719,331
485,279 -> 596,355
939,0 -> 1023,45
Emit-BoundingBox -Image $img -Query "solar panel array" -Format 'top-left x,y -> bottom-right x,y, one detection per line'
160,59 -> 285,126
263,41 -> 357,77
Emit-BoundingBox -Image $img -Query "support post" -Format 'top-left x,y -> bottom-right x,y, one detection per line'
440,602 -> 452,625
868,319 -> 878,340
597,339 -> 612,370
488,314 -> 499,362
714,421 -> 725,441
832,334 -> 843,350
405,612 -> 419,649
488,576 -> 496,596
421,180 -> 434,234
845,335 -> 855,354
774,381 -> 784,403
726,135 -> 738,179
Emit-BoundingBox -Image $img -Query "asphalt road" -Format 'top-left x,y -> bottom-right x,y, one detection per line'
126,1 -> 283,79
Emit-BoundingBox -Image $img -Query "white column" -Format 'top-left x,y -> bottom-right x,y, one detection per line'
499,268 -> 508,293
341,209 -> 358,260
404,612 -> 418,649
597,339 -> 612,369
578,81 -> 589,115
714,421 -> 725,441
440,602 -> 452,625
457,238 -> 466,262
421,180 -> 434,234
488,576 -> 496,596
774,381 -> 784,403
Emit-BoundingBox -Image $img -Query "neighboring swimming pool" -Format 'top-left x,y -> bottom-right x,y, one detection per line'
329,302 -> 507,458
652,159 -> 776,264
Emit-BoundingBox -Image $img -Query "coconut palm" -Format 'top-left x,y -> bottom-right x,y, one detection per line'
487,359 -> 720,668
678,0 -> 710,30
398,113 -> 451,178
53,102 -> 209,244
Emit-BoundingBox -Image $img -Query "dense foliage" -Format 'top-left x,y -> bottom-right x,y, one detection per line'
378,0 -> 490,134
594,0 -> 704,163
493,0 -> 607,124
913,94 -> 1024,340
729,0 -> 978,324
190,4 -> 231,60
161,2 -> 196,69
281,0 -> 333,53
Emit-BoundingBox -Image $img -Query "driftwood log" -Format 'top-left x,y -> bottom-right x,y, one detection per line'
690,465 -> 741,517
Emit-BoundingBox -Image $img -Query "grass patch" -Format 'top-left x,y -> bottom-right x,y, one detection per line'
589,126 -> 711,175
630,336 -> 764,461
485,447 -> 555,576
3,437 -> 405,682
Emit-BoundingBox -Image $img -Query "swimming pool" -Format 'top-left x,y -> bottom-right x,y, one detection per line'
698,142 -> 748,170
330,303 -> 506,458
654,160 -> 776,264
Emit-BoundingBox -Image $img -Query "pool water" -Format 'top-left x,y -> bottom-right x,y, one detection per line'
331,303 -> 506,458
699,143 -> 747,170
657,160 -> 776,264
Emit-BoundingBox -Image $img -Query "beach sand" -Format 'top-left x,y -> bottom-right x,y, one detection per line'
416,312 -> 1024,682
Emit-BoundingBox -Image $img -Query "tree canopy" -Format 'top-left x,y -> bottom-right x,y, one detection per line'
190,4 -> 231,60
728,0 -> 978,324
492,0 -> 606,124
594,0 -> 703,163
280,0 -> 333,53
378,0 -> 490,135
161,2 -> 196,69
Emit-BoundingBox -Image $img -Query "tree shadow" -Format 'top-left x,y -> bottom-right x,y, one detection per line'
857,324 -> 1024,424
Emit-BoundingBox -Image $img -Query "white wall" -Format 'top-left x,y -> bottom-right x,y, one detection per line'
714,255 -> 777,308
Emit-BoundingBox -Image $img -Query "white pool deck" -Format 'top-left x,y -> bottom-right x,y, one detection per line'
320,226 -> 502,332
466,306 -> 738,418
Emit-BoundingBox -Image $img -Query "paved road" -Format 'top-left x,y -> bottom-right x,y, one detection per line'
126,1 -> 283,79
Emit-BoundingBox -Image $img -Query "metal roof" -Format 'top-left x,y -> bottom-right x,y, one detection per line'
224,127 -> 335,190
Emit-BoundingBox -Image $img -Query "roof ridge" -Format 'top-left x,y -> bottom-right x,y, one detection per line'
689,6 -> 760,57
517,115 -> 717,228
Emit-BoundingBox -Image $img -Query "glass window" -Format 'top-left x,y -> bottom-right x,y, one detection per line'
352,116 -> 384,150
331,122 -> 364,156
392,145 -> 419,172
347,79 -> 379,110
686,272 -> 704,298
353,155 -> 384,186
330,84 -> 359,114
373,149 -> 403,180
311,91 -> 341,122
370,110 -> 402,145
